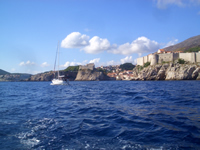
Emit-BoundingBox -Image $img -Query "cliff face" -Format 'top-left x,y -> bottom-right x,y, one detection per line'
132,63 -> 200,81
0,74 -> 31,81
75,69 -> 115,81
28,71 -> 54,81
28,71 -> 77,81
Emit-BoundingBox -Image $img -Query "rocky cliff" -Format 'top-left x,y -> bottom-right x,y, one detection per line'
0,74 -> 31,81
75,69 -> 115,81
28,71 -> 77,81
132,63 -> 200,81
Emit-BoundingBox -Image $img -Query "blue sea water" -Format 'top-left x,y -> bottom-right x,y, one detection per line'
0,81 -> 200,150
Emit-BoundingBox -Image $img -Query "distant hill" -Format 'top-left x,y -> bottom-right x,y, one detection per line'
0,69 -> 33,81
0,69 -> 10,75
163,35 -> 200,52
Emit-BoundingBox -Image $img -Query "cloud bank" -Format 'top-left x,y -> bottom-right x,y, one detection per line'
61,58 -> 101,68
120,56 -> 134,64
109,37 -> 160,55
61,32 -> 160,56
19,61 -> 35,66
61,61 -> 82,68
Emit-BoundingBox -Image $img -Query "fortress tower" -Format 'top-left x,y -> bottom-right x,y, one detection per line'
150,54 -> 158,65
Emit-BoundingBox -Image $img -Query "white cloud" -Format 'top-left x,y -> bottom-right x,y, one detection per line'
41,62 -> 50,67
26,70 -> 41,75
61,32 -> 159,55
120,56 -> 134,64
106,60 -> 117,66
133,59 -> 137,65
109,36 -> 160,55
19,60 -> 35,66
60,61 -> 82,68
82,36 -> 113,54
84,28 -> 92,32
89,58 -> 100,64
164,38 -> 178,48
138,53 -> 142,57
61,32 -> 90,48
156,0 -> 200,9
11,68 -> 16,72
156,0 -> 184,9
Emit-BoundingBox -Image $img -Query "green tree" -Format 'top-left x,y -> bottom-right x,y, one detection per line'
178,58 -> 185,64
120,63 -> 135,70
63,66 -> 79,72
144,62 -> 150,67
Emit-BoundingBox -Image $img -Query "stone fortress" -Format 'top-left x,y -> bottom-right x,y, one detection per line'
137,49 -> 200,66
79,63 -> 95,70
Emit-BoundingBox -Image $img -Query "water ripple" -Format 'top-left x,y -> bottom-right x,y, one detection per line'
0,81 -> 200,149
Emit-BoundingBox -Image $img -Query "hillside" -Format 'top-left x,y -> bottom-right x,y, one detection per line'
163,35 -> 200,52
0,69 -> 10,75
0,69 -> 32,81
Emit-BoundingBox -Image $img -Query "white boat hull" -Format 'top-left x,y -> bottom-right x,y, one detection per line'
51,79 -> 65,85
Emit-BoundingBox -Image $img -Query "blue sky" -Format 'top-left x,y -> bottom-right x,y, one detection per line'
0,0 -> 200,74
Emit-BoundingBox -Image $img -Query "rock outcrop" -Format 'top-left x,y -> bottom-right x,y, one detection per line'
75,69 -> 115,81
28,71 -> 77,81
132,63 -> 200,81
0,74 -> 31,81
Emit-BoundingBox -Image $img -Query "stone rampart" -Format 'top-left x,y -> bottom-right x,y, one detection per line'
137,57 -> 144,66
79,63 -> 95,70
137,52 -> 199,66
196,53 -> 200,62
137,54 -> 154,66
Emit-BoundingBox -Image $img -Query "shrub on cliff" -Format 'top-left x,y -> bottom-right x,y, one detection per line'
178,58 -> 185,64
144,62 -> 150,67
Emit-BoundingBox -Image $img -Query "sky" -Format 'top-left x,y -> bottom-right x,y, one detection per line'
0,0 -> 200,74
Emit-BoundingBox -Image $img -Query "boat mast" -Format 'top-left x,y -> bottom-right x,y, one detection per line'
57,41 -> 60,79
53,42 -> 58,78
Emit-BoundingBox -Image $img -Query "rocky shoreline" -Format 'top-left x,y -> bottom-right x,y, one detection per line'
1,63 -> 200,82
27,71 -> 77,81
131,63 -> 200,81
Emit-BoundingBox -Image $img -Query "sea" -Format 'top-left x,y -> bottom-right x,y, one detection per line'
0,81 -> 200,150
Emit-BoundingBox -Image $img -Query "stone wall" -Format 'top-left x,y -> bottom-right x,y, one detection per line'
137,54 -> 153,66
196,53 -> 200,62
158,53 -> 173,63
79,63 -> 95,70
137,52 -> 199,66
137,57 -> 144,66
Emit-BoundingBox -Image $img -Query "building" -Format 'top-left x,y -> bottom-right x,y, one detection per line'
157,49 -> 166,54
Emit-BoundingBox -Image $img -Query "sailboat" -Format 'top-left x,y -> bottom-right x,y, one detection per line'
51,42 -> 66,85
